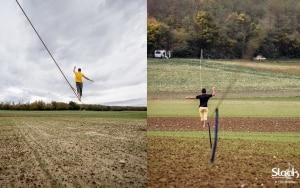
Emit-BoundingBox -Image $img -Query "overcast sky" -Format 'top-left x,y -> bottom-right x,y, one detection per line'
0,0 -> 146,106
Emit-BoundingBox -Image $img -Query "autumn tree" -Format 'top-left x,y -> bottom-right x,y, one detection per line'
147,16 -> 172,56
224,13 -> 253,58
29,100 -> 46,110
69,101 -> 80,110
147,16 -> 160,56
191,11 -> 219,57
147,0 -> 300,59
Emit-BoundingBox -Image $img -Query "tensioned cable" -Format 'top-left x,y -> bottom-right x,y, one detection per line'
198,49 -> 219,163
207,122 -> 212,149
215,71 -> 239,109
210,108 -> 218,163
198,49 -> 240,163
199,49 -> 203,89
16,0 -> 80,101
208,61 -> 241,163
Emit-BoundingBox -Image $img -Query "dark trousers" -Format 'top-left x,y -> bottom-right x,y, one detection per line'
76,82 -> 83,96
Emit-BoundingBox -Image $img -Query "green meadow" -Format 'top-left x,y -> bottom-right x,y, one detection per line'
148,131 -> 300,143
0,110 -> 147,119
148,98 -> 300,117
148,58 -> 300,117
148,58 -> 300,98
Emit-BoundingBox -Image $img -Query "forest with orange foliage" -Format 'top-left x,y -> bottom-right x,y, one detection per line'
148,0 -> 300,59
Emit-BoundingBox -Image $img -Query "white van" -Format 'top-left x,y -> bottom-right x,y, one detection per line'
154,50 -> 171,58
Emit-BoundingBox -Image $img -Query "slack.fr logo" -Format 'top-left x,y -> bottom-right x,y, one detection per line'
272,163 -> 299,179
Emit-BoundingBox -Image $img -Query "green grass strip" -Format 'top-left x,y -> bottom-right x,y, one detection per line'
148,131 -> 300,143
148,99 -> 300,117
0,110 -> 147,119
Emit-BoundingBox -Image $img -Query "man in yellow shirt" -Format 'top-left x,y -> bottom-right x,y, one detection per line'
73,66 -> 93,101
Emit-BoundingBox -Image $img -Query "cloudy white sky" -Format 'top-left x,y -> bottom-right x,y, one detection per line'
0,0 -> 146,106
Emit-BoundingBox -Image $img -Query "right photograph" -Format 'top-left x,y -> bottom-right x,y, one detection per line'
147,0 -> 300,187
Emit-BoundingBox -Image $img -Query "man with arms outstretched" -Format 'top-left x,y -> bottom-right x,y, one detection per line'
73,66 -> 93,101
185,87 -> 216,127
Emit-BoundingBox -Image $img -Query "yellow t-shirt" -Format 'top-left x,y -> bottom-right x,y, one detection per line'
74,72 -> 85,83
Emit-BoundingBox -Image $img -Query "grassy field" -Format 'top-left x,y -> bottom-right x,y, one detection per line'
148,131 -> 300,142
0,110 -> 147,187
148,97 -> 300,117
0,110 -> 147,119
148,58 -> 300,98
147,58 -> 300,187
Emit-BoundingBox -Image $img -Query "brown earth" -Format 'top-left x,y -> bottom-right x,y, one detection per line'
148,117 -> 300,132
148,117 -> 300,188
0,115 -> 147,188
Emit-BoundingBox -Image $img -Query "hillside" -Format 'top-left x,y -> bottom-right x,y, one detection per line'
147,58 -> 300,99
148,0 -> 300,59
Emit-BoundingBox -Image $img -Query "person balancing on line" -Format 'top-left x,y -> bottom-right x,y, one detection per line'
73,66 -> 93,101
185,87 -> 216,127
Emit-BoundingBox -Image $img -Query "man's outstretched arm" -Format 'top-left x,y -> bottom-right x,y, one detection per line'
83,75 -> 93,82
185,96 -> 196,99
73,66 -> 76,73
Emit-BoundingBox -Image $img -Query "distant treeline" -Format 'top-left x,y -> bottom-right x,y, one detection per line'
0,101 -> 147,111
148,0 -> 300,59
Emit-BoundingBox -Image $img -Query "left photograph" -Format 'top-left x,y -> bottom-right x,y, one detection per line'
0,0 -> 147,187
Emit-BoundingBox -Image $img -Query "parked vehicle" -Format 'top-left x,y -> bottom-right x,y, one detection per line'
154,50 -> 171,58
253,55 -> 266,61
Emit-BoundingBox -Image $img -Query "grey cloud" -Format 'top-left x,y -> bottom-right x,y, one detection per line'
1,0 -> 146,106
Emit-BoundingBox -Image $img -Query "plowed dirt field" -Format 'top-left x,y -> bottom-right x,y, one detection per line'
148,117 -> 300,188
0,112 -> 147,188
